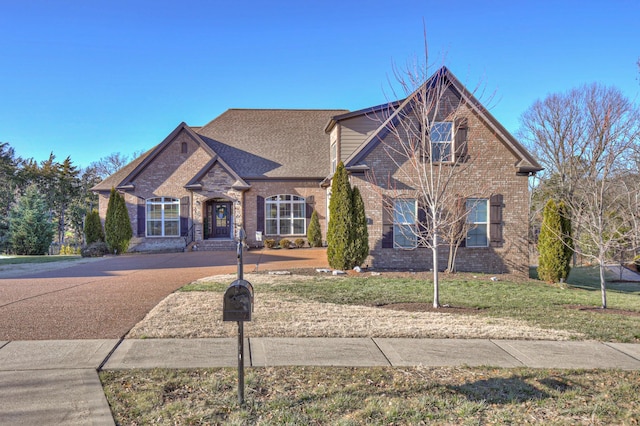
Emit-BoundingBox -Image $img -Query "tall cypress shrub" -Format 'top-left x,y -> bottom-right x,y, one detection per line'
327,162 -> 353,269
307,210 -> 322,247
538,199 -> 568,283
558,201 -> 573,280
84,209 -> 104,244
104,188 -> 132,254
349,186 -> 369,266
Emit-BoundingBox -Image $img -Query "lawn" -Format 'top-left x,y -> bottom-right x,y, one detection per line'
104,267 -> 640,424
0,254 -> 81,265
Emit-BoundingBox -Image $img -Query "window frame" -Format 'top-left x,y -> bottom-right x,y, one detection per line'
265,194 -> 306,236
430,121 -> 454,163
393,198 -> 418,249
146,197 -> 180,237
466,198 -> 489,247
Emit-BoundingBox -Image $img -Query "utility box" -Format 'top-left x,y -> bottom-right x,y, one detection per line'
223,279 -> 254,322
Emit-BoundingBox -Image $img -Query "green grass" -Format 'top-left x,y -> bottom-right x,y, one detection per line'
182,267 -> 640,342
0,255 -> 81,265
101,367 -> 640,425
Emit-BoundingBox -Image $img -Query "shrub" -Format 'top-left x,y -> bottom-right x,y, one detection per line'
294,238 -> 305,248
84,209 -> 104,244
349,186 -> 369,266
279,238 -> 291,249
307,210 -> 322,247
327,162 -> 353,269
538,199 -> 572,283
8,184 -> 54,255
81,241 -> 110,258
264,239 -> 277,249
104,188 -> 132,255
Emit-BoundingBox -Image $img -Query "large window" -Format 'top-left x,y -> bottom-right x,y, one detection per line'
394,199 -> 417,248
430,121 -> 453,162
146,197 -> 180,237
265,195 -> 306,235
466,198 -> 488,247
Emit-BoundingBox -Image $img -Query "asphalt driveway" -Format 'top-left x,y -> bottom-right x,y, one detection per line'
0,248 -> 328,340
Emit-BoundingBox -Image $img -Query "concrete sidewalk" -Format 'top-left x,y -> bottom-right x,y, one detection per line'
1,338 -> 639,424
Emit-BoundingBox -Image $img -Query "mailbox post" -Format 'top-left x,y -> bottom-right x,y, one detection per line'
222,228 -> 253,405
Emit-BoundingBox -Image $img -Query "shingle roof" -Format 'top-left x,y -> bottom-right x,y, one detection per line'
195,109 -> 348,178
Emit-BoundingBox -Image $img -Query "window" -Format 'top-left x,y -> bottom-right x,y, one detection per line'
466,198 -> 488,247
394,199 -> 417,248
330,142 -> 337,173
265,195 -> 306,235
146,197 -> 180,237
430,121 -> 453,162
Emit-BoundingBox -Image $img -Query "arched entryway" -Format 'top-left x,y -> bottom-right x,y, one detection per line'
204,198 -> 233,239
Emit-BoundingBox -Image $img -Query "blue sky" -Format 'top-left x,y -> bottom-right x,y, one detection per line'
1,0 -> 638,169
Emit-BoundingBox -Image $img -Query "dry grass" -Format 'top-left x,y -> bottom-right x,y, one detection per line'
127,273 -> 580,340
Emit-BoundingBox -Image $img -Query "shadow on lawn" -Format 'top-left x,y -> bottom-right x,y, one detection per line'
449,375 -> 560,404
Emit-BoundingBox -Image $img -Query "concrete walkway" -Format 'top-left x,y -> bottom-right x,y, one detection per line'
1,338 -> 639,425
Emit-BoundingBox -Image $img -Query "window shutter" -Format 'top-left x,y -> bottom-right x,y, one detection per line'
137,198 -> 146,237
180,196 -> 189,236
256,195 -> 265,233
454,118 -> 468,163
489,194 -> 503,248
417,201 -> 428,247
457,196 -> 466,248
305,195 -> 314,220
382,196 -> 394,248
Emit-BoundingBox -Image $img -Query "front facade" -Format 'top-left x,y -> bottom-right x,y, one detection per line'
93,68 -> 541,275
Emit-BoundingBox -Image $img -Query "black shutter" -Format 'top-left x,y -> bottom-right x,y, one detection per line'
305,195 -> 314,220
490,194 -> 503,248
180,196 -> 189,237
256,196 -> 265,233
454,118 -> 468,163
137,198 -> 146,237
382,196 -> 394,248
417,200 -> 428,247
457,196 -> 466,248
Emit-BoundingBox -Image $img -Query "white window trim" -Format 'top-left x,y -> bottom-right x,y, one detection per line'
393,198 -> 418,249
146,197 -> 180,237
466,198 -> 489,247
430,121 -> 454,163
265,194 -> 306,236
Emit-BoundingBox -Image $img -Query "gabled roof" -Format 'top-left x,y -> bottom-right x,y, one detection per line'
341,67 -> 543,175
195,109 -> 348,179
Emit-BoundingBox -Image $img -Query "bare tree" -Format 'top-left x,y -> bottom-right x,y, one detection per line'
90,150 -> 145,180
521,83 -> 640,308
367,62 -> 490,307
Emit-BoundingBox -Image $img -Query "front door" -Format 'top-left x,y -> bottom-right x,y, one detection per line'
212,201 -> 232,238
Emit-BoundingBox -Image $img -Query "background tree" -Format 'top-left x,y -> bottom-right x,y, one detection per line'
327,162 -> 353,269
104,188 -> 132,254
306,210 -> 322,248
90,151 -> 143,179
349,186 -> 369,267
521,83 -> 640,308
84,209 -> 105,244
8,184 -> 55,255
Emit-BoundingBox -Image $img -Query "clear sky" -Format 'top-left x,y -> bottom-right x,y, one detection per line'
1,0 -> 638,169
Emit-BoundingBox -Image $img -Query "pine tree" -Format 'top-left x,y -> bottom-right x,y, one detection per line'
84,209 -> 104,244
538,199 -> 569,283
104,188 -> 132,254
8,184 -> 55,255
307,210 -> 322,247
349,186 -> 369,266
327,162 -> 353,269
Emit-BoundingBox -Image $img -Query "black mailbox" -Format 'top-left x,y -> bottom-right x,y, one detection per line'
223,279 -> 254,322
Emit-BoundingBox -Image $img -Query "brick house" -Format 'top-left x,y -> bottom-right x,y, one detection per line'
93,67 -> 541,275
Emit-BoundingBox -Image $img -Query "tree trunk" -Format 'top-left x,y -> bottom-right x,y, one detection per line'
599,260 -> 607,309
432,231 -> 440,308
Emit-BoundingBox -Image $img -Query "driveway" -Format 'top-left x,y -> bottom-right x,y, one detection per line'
0,248 -> 328,340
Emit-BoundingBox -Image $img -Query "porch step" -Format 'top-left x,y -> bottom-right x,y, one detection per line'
192,239 -> 237,251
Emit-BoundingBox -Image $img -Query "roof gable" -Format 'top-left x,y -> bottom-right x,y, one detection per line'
342,67 -> 542,175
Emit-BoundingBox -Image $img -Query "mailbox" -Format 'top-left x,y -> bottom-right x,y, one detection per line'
223,279 -> 254,322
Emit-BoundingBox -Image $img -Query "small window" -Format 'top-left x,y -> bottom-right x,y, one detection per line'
330,142 -> 337,174
265,195 -> 306,235
393,199 -> 417,248
466,198 -> 488,247
181,142 -> 188,154
430,121 -> 453,162
146,197 -> 180,237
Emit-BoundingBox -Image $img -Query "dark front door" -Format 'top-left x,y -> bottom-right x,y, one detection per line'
212,201 -> 232,238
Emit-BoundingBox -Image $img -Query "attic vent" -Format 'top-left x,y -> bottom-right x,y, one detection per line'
181,142 -> 188,154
